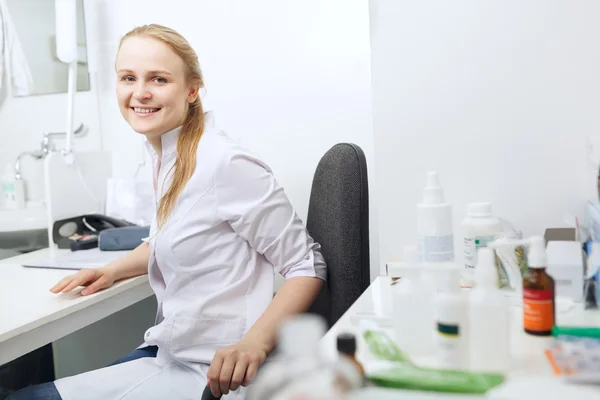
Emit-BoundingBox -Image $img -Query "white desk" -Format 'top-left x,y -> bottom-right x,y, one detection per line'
323,276 -> 600,399
0,248 -> 153,366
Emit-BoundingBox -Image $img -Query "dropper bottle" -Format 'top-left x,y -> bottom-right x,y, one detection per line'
522,236 -> 555,336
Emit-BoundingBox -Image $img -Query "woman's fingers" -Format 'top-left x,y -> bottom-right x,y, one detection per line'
60,275 -> 90,293
229,358 -> 249,392
242,361 -> 259,387
50,275 -> 74,293
81,276 -> 109,296
218,353 -> 236,396
207,352 -> 225,397
50,270 -> 97,294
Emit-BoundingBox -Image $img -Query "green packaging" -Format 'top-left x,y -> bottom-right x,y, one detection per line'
363,329 -> 505,394
552,326 -> 600,339
363,329 -> 413,364
367,361 -> 505,394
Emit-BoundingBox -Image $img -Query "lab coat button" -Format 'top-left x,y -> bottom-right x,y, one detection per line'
145,331 -> 151,338
304,255 -> 310,260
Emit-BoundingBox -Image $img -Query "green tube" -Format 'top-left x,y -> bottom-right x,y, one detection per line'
367,362 -> 505,394
363,329 -> 505,394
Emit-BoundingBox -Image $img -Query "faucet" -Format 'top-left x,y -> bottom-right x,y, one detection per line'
14,123 -> 87,180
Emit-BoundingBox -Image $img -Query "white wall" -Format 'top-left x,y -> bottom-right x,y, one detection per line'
371,0 -> 599,271
86,0 -> 379,279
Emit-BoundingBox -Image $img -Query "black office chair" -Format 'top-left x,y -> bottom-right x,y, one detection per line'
307,143 -> 371,328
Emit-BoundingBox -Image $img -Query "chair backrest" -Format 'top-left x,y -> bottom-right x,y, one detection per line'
307,143 -> 370,327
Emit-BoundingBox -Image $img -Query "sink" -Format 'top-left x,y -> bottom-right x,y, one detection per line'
0,201 -> 49,251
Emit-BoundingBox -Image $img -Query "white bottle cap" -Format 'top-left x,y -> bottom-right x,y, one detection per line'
278,314 -> 327,357
474,247 -> 498,289
467,202 -> 492,218
422,171 -> 445,205
527,236 -> 547,269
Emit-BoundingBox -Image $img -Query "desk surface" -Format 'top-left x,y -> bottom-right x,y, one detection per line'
324,276 -> 600,399
0,248 -> 153,365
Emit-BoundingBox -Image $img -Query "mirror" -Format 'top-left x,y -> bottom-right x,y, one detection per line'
5,0 -> 90,96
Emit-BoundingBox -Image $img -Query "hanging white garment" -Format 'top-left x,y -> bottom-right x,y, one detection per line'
0,0 -> 34,107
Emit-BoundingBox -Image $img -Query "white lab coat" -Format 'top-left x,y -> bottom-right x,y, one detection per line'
54,112 -> 327,400
0,0 -> 34,107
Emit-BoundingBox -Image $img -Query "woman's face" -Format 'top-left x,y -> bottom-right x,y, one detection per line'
115,36 -> 198,138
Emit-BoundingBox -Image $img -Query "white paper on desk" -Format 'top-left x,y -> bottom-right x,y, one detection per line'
22,249 -> 131,270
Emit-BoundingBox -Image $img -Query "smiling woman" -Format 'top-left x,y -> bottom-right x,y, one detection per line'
7,24 -> 326,400
116,37 -> 197,139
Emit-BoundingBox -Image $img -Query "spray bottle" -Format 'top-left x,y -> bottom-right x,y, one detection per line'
489,236 -> 555,336
417,171 -> 454,263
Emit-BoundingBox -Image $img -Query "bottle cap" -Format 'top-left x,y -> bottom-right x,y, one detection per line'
475,247 -> 499,289
337,332 -> 357,355
422,171 -> 445,205
468,202 -> 492,218
527,236 -> 547,268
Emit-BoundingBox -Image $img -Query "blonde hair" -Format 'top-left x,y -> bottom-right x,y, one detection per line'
118,24 -> 205,230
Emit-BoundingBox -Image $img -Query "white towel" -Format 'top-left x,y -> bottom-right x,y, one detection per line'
0,0 -> 34,107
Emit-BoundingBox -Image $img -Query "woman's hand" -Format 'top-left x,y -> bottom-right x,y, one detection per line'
50,265 -> 117,296
207,338 -> 268,397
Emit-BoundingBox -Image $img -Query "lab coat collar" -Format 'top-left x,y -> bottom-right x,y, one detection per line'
159,125 -> 183,156
144,111 -> 216,158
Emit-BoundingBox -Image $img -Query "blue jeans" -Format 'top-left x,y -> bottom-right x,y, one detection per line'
4,346 -> 159,400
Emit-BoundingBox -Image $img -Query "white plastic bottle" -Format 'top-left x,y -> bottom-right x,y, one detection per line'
434,267 -> 469,370
461,202 -> 503,286
1,162 -> 26,209
392,246 -> 436,357
247,314 -> 362,400
468,247 -> 510,373
417,171 -> 454,263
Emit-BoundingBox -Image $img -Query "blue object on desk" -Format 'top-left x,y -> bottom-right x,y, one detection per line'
98,226 -> 150,251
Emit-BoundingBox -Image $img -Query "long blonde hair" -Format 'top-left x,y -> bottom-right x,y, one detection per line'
118,24 -> 205,229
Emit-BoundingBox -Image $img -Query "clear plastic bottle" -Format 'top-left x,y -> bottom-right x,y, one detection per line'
461,202 -> 504,287
246,314 -> 363,400
468,247 -> 510,373
434,267 -> 470,370
392,246 -> 436,357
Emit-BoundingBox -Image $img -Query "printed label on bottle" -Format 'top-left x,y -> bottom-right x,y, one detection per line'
436,322 -> 467,368
523,289 -> 554,332
418,235 -> 454,262
464,234 -> 497,270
